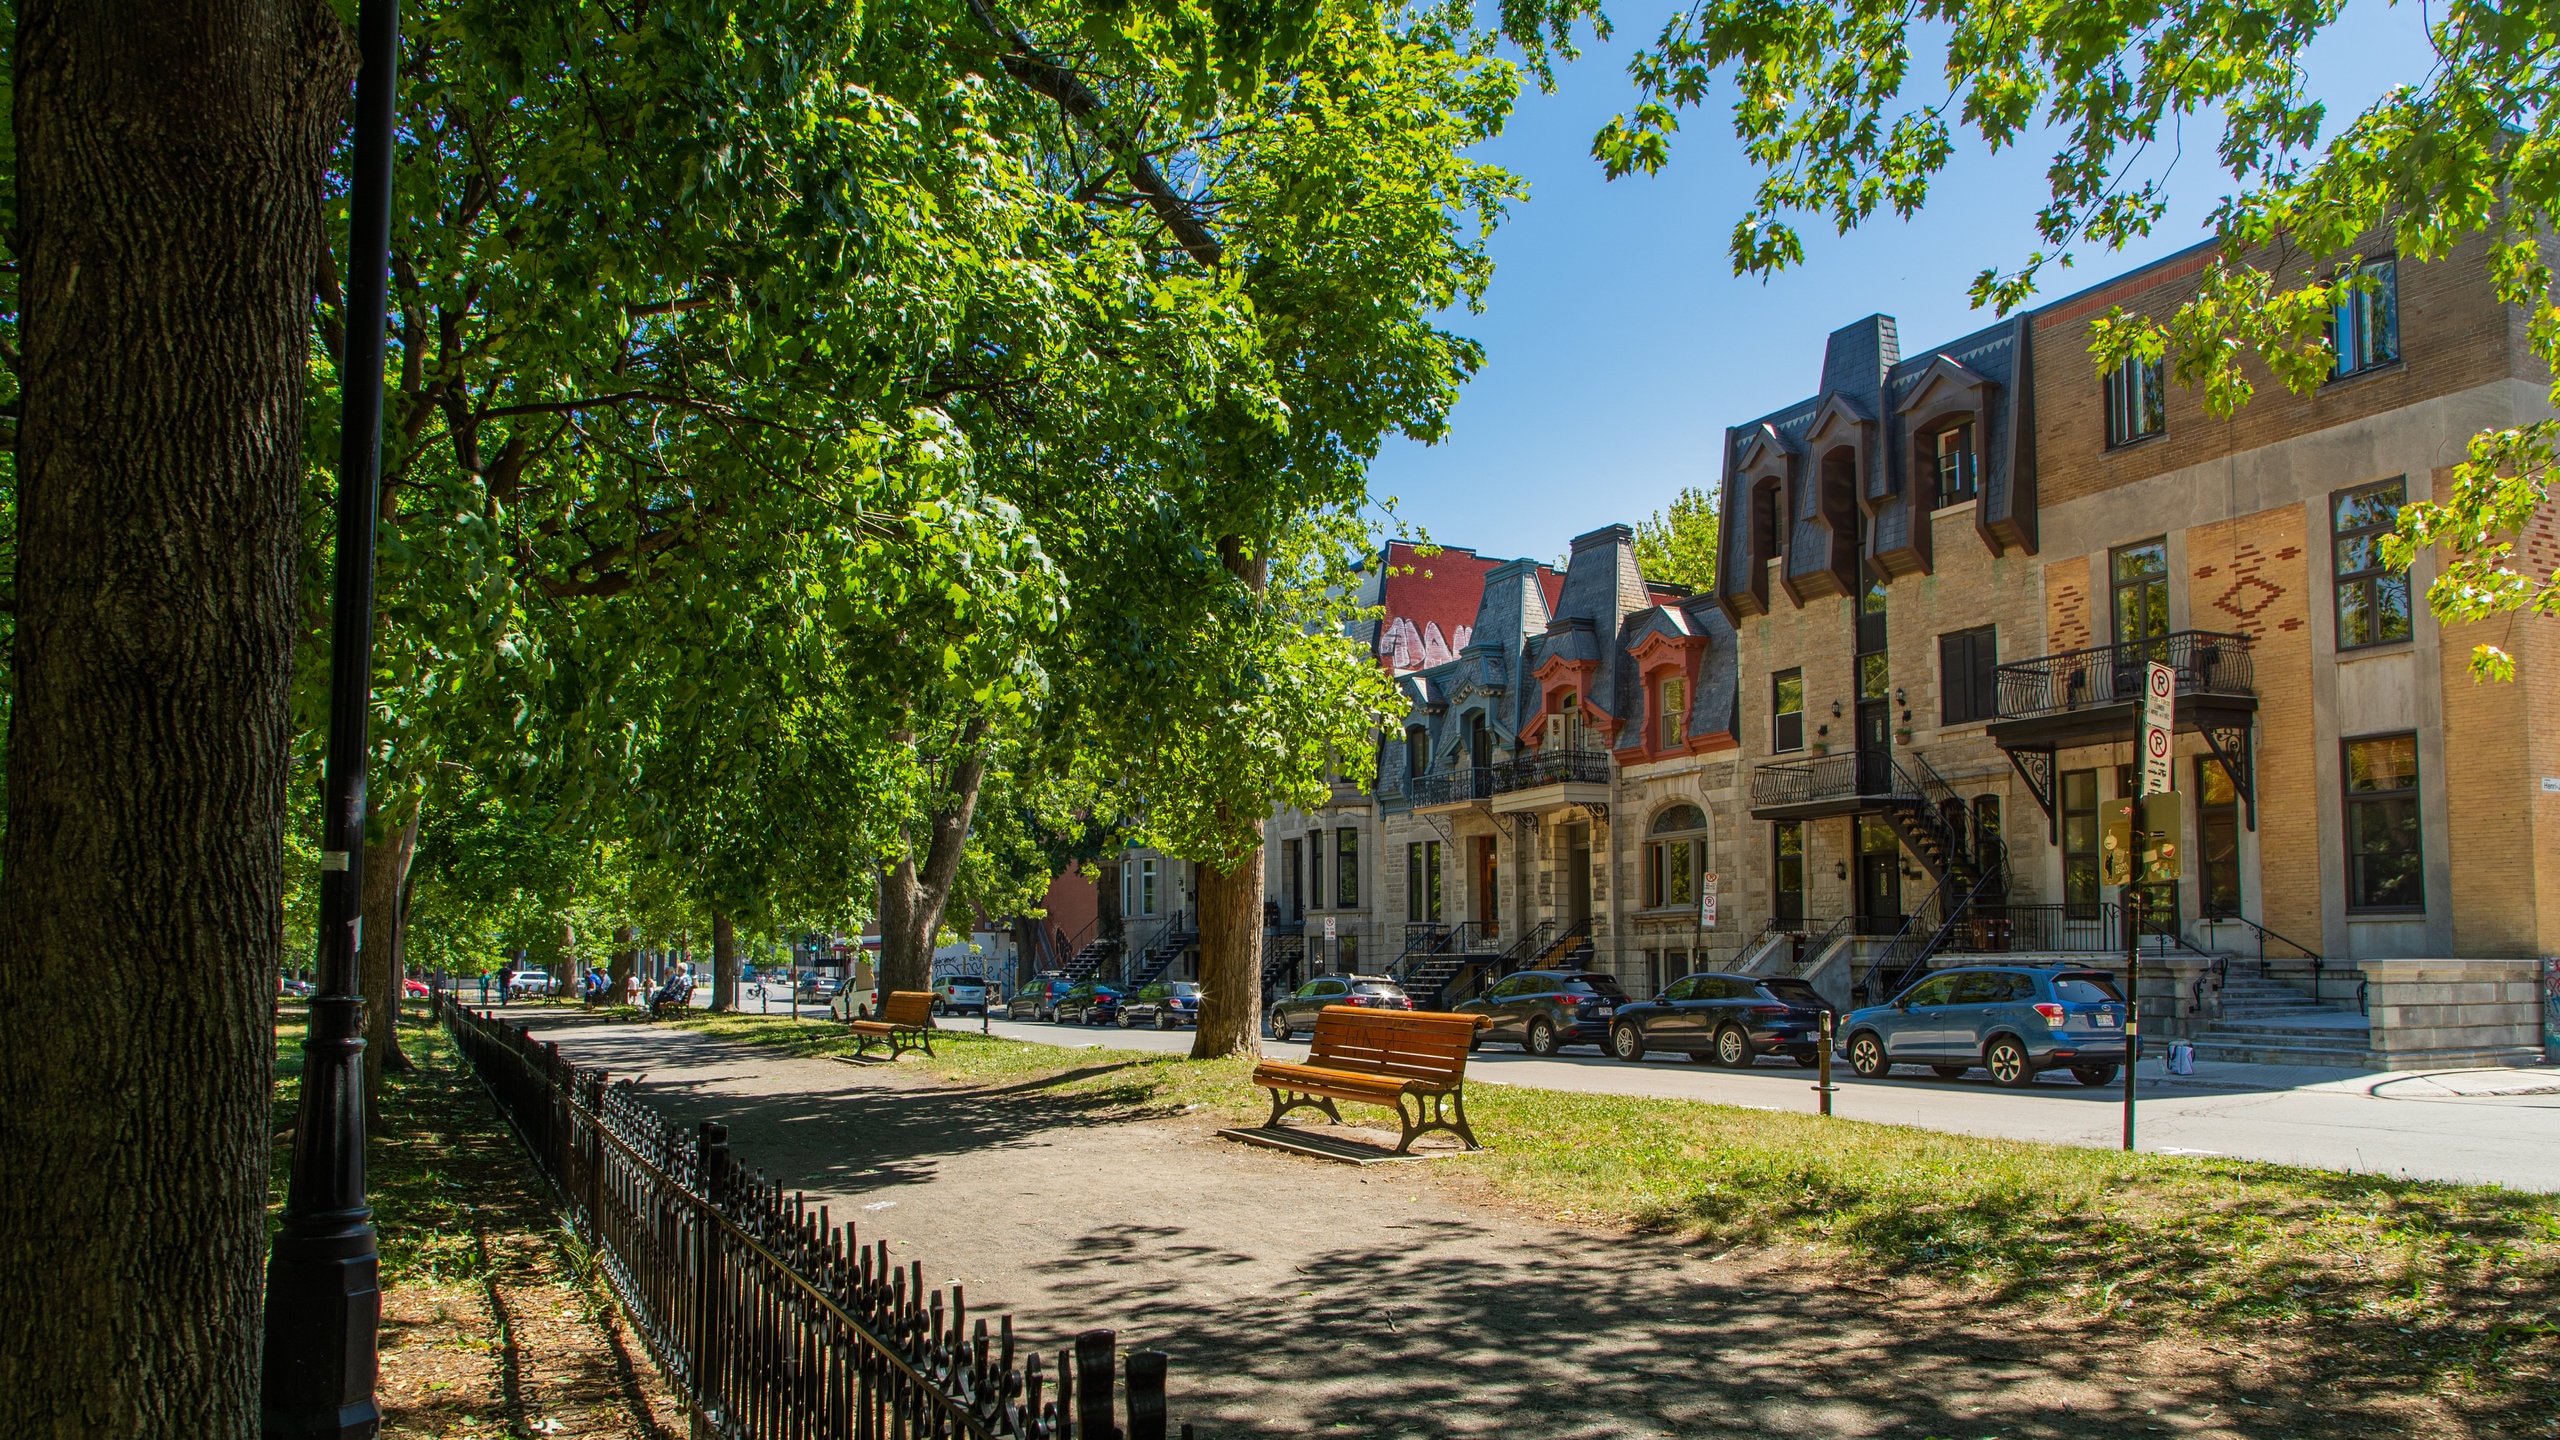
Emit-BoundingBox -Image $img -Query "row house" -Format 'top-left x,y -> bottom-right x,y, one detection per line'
1277,237 -> 2557,1070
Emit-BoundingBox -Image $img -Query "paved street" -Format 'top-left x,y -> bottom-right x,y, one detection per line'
969,1014 -> 2560,1192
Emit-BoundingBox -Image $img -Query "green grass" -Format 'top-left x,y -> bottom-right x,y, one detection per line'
669,1007 -> 2560,1389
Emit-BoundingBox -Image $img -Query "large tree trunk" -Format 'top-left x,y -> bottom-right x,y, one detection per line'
711,912 -> 741,1012
0,4 -> 350,1434
1190,833 -> 1267,1058
360,795 -> 420,1111
1192,536 -> 1273,1059
875,718 -> 992,995
609,923 -> 637,1004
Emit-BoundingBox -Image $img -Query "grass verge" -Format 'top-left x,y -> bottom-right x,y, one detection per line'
668,1007 -> 2560,1402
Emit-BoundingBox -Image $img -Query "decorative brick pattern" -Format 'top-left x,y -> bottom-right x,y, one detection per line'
2045,563 -> 2091,654
2185,504 -> 2317,942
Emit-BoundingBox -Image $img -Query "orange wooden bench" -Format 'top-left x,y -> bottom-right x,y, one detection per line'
1250,1006 -> 1489,1153
847,990 -> 936,1059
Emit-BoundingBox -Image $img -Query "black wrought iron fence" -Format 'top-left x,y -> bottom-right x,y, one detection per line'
438,995 -> 1186,1439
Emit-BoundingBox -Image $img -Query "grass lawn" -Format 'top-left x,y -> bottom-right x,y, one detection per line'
669,1007 -> 2560,1405
272,1001 -> 683,1437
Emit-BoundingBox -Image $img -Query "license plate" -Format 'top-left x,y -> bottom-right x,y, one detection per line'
1594,1007 -> 1615,1019
2094,1013 -> 2119,1027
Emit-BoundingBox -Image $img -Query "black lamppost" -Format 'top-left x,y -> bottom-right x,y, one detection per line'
263,1 -> 399,1434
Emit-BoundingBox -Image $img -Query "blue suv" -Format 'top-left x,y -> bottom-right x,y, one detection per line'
1839,966 -> 2130,1087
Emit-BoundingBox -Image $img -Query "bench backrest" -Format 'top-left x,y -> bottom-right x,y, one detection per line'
1306,1006 -> 1475,1086
880,991 -> 937,1027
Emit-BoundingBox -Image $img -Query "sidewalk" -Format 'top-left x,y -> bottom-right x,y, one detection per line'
521,1012 -> 2522,1439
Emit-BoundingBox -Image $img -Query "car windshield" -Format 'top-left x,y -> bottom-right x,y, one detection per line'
1349,982 -> 1405,996
1170,983 -> 1201,997
1759,979 -> 1824,1008
2053,974 -> 2123,1003
1566,973 -> 1629,997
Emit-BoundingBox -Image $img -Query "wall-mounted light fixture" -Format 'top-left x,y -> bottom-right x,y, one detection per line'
1894,687 -> 1905,704
1831,700 -> 1844,718
1834,861 -> 1849,881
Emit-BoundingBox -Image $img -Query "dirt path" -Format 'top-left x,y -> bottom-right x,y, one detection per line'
532,1015 -> 2488,1440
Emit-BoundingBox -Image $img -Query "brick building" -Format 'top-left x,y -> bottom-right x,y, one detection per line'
1269,237 -> 2556,1069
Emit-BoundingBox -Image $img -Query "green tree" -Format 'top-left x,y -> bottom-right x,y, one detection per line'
1634,484 -> 1719,593
1572,0 -> 2560,676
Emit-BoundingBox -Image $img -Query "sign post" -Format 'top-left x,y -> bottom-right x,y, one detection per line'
2124,660 -> 2176,1151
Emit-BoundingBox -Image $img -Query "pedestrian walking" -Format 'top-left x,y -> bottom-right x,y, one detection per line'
498,961 -> 516,1007
478,972 -> 489,1006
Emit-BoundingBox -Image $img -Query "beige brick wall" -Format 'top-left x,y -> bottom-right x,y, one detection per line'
2186,504 -> 2318,942
2033,234 -> 2522,510
2044,560 -> 2092,655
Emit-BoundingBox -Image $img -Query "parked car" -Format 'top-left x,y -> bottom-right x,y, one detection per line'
1838,966 -> 2130,1087
1121,980 -> 1203,1030
403,978 -> 431,999
508,969 -> 552,998
1267,975 -> 1412,1042
1606,972 -> 1836,1067
1007,973 -> 1074,1022
280,976 -> 314,998
1451,969 -> 1629,1056
933,976 -> 992,1017
828,984 -> 881,1022
798,972 -> 842,999
1053,982 -> 1125,1026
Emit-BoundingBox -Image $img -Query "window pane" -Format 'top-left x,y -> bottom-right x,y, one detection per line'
1668,841 -> 1693,906
2347,735 -> 2419,792
2374,576 -> 2412,642
2349,796 -> 2424,907
1861,652 -> 1890,699
1774,671 -> 1803,714
2112,541 -> 2167,582
1654,804 -> 1706,834
2337,580 -> 2373,648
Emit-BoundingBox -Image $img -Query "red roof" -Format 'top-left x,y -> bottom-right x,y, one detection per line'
1373,541 -> 1563,675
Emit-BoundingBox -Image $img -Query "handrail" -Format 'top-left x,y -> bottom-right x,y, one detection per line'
1858,871 -> 1956,1000
2194,912 -> 2333,998
1793,915 -> 1857,984
1492,747 -> 1611,794
1995,629 -> 2254,721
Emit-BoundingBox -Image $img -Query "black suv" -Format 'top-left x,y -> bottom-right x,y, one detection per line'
1121,980 -> 1203,1030
1053,981 -> 1124,1026
1606,972 -> 1836,1066
1452,970 -> 1630,1056
1267,975 -> 1412,1042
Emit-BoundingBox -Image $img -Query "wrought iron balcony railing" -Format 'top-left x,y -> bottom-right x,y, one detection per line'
1994,629 -> 2254,722
1403,765 -> 1495,808
1492,747 -> 1611,793
1749,750 -> 1915,809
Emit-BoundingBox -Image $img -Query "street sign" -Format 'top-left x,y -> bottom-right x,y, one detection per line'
2141,792 -> 2183,879
1323,916 -> 1336,941
2142,660 -> 2176,795
1701,892 -> 1718,927
1702,871 -> 1719,894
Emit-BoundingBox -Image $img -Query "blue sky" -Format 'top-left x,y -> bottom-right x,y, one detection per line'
1366,1 -> 2438,564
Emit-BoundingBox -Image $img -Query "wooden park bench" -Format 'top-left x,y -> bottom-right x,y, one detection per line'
847,990 -> 937,1060
1249,1006 -> 1488,1154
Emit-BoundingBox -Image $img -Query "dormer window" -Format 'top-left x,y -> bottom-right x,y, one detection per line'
1405,726 -> 1430,778
1659,676 -> 1688,749
1546,690 -> 1585,752
1930,421 -> 1977,508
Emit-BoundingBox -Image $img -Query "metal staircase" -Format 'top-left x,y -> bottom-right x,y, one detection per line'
1259,929 -> 1308,1001
1122,911 -> 1197,991
1391,921 -> 1506,1010
1061,936 -> 1123,983
1880,752 -> 1984,889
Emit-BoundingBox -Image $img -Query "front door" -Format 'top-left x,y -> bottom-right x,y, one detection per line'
1566,824 -> 1592,927
1773,822 -> 1806,925
1472,836 -> 1500,940
1856,698 -> 1892,794
1857,819 -> 1902,935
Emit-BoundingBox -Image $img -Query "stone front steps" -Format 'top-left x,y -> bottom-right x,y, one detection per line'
2188,970 -> 2375,1069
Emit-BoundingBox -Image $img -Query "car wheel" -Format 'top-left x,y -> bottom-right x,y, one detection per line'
1608,1023 -> 1646,1061
1986,1036 -> 2036,1088
1931,1064 -> 1970,1080
1272,1015 -> 1292,1044
2072,1064 -> 2120,1087
1525,1017 -> 1560,1057
1117,1010 -> 1134,1029
1848,1031 -> 1890,1079
1714,1024 -> 1753,1068
1793,1050 -> 1822,1069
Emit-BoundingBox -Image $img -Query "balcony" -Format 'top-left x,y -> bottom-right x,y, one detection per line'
1989,630 -> 2255,743
1404,766 -> 1496,811
1489,747 -> 1612,814
1748,751 -> 1916,818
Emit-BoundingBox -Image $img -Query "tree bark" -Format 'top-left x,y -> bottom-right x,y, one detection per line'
0,4 -> 351,1434
360,795 -> 420,1111
711,912 -> 741,1011
1192,536 -> 1274,1059
609,923 -> 637,1004
876,718 -> 992,995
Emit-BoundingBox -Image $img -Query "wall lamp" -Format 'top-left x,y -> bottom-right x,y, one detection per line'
1835,861 -> 1849,881
1831,700 -> 1844,718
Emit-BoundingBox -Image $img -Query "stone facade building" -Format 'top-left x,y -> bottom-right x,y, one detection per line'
1263,237 -> 2557,1069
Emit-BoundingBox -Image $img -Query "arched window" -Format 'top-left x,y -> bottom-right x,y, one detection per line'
1645,805 -> 1710,910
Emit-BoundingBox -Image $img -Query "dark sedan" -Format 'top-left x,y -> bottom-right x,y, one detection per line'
1053,981 -> 1125,1026
1005,973 -> 1073,1021
1267,975 -> 1412,1042
1607,972 -> 1836,1066
1120,980 -> 1203,1030
1452,969 -> 1630,1056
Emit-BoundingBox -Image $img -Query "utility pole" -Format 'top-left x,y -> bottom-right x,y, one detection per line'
264,2 -> 399,1434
